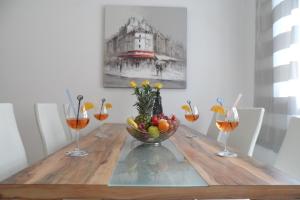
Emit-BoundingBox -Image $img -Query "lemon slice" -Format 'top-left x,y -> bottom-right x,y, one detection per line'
105,103 -> 112,109
81,102 -> 95,112
211,105 -> 225,115
181,105 -> 191,112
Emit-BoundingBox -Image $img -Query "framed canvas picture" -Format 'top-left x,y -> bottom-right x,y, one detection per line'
103,5 -> 187,88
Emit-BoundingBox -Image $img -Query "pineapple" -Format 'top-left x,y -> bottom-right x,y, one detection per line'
153,90 -> 163,115
133,83 -> 156,128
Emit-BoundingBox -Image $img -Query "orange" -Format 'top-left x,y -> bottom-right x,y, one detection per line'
158,119 -> 170,133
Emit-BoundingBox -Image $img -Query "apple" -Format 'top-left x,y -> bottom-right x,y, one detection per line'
148,126 -> 160,138
151,115 -> 159,126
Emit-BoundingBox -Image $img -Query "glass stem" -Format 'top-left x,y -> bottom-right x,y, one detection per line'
76,130 -> 80,150
224,132 -> 228,152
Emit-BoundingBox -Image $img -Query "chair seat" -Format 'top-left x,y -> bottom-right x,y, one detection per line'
275,117 -> 300,179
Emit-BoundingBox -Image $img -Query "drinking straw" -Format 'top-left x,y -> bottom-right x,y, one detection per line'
233,93 -> 243,108
99,98 -> 106,115
227,93 -> 242,118
65,89 -> 77,116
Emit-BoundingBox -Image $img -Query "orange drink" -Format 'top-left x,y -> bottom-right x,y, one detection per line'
94,113 -> 109,121
66,118 -> 90,130
216,121 -> 239,133
185,114 -> 199,122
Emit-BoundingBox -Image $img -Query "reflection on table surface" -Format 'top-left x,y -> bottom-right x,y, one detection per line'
109,137 -> 207,187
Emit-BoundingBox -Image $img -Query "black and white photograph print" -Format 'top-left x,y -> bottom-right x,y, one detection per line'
103,5 -> 187,88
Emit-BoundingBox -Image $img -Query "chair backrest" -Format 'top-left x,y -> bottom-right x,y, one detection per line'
207,108 -> 265,157
0,103 -> 28,181
275,117 -> 300,179
35,103 -> 68,155
207,112 -> 219,140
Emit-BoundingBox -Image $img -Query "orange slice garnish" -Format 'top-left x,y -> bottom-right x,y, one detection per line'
81,102 -> 95,112
181,105 -> 191,112
105,103 -> 112,109
210,105 -> 225,115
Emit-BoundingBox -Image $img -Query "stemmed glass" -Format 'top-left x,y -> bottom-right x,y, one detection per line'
215,107 -> 239,157
183,100 -> 199,138
64,96 -> 90,157
94,98 -> 111,137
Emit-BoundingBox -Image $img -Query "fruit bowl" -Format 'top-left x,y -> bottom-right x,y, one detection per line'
126,117 -> 180,145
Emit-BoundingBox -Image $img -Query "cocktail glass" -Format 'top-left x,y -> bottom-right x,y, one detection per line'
64,103 -> 89,157
215,107 -> 239,157
94,98 -> 111,138
184,102 -> 199,138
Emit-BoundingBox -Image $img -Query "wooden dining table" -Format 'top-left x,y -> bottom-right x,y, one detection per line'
0,123 -> 300,200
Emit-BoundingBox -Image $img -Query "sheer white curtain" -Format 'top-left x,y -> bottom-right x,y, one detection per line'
255,0 -> 300,152
273,0 -> 300,109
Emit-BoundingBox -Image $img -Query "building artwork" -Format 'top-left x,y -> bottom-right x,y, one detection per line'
104,6 -> 187,88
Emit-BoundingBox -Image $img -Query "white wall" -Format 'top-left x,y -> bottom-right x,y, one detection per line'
0,0 -> 256,163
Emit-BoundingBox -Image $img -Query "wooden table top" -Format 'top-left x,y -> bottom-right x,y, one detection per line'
1,123 -> 300,199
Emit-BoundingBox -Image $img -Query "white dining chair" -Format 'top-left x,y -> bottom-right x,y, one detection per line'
207,108 -> 265,157
35,103 -> 69,155
0,103 -> 28,181
275,117 -> 300,179
207,112 -> 219,140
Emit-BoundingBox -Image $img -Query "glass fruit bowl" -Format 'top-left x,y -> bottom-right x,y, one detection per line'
126,117 -> 180,145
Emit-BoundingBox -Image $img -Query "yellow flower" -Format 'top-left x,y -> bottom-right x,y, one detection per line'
105,103 -> 112,109
210,105 -> 225,115
181,105 -> 191,112
129,81 -> 137,88
141,80 -> 150,87
154,82 -> 163,89
81,102 -> 95,112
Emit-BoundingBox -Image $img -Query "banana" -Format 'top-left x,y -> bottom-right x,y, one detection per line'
127,117 -> 138,129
